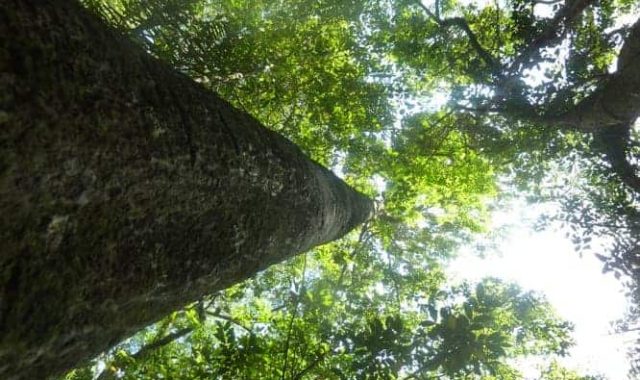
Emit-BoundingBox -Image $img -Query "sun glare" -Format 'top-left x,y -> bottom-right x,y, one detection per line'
448,204 -> 631,379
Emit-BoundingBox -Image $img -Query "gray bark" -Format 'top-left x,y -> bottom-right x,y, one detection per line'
0,1 -> 372,379
558,18 -> 640,193
558,17 -> 640,132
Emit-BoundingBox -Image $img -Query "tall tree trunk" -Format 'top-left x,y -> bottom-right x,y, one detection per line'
0,1 -> 372,379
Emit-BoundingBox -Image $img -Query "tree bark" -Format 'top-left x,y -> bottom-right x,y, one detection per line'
0,1 -> 372,379
558,17 -> 640,132
554,17 -> 640,193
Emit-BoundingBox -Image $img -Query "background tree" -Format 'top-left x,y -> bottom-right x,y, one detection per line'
383,0 -> 640,286
380,1 -> 640,369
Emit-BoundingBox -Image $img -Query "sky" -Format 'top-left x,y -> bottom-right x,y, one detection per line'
448,203 -> 632,379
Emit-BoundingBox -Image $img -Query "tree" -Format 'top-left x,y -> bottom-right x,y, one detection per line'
384,0 -> 640,266
388,0 -> 640,157
382,1 -> 640,370
0,1 -> 371,379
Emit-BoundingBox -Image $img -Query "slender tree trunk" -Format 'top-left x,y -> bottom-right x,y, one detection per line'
0,1 -> 372,379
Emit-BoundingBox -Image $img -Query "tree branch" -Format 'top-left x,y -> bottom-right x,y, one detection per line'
292,351 -> 328,380
594,123 -> 640,194
509,0 -> 597,73
440,17 -> 503,76
132,328 -> 194,360
415,1 -> 440,24
281,254 -> 308,380
206,311 -> 253,334
401,365 -> 444,380
336,221 -> 372,288
552,17 -> 640,130
414,1 -> 502,76
96,327 -> 194,380
532,0 -> 563,4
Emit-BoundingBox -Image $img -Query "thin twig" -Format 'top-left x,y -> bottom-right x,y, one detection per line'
281,254 -> 308,380
336,221 -> 372,288
413,1 -> 502,76
206,311 -> 253,334
292,351 -> 327,380
95,327 -> 194,380
509,0 -> 597,73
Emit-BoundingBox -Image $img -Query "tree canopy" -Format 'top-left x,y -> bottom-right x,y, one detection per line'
48,0 -> 640,377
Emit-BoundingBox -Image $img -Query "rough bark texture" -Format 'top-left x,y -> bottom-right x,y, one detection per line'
0,1 -> 372,379
553,17 -> 640,193
559,17 -> 640,132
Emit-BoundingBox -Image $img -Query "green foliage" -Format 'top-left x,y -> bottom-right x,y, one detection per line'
408,278 -> 573,378
539,360 -> 605,380
63,275 -> 573,379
